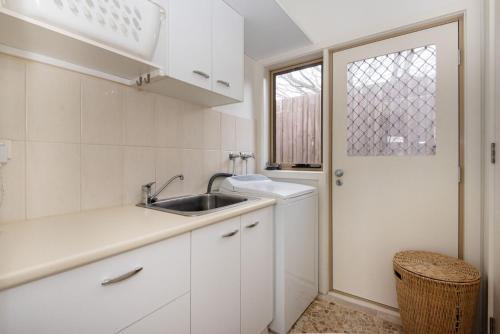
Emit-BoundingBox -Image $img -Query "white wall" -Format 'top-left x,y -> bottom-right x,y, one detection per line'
0,53 -> 260,223
257,0 -> 485,313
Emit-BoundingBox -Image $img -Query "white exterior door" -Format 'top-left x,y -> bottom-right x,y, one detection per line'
331,22 -> 459,308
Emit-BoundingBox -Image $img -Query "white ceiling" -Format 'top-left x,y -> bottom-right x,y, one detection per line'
224,0 -> 312,61
275,0 -> 474,46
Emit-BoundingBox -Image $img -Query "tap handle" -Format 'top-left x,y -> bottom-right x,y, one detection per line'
240,152 -> 255,160
142,182 -> 156,190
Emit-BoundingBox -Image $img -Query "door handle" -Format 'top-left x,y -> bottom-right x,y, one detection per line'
216,80 -> 231,87
192,70 -> 210,79
246,221 -> 260,228
101,267 -> 143,286
222,229 -> 239,238
334,169 -> 344,178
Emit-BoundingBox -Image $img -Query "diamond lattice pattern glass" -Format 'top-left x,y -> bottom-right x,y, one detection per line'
346,45 -> 437,156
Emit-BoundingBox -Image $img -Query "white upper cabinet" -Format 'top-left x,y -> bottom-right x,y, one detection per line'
147,0 -> 244,105
212,0 -> 244,101
168,0 -> 213,90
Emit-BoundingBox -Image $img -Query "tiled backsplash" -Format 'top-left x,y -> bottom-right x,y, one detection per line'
0,53 -> 256,223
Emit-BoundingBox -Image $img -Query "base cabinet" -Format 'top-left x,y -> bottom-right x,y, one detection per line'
0,233 -> 190,334
118,293 -> 190,334
191,207 -> 274,334
241,207 -> 274,334
0,207 -> 274,334
191,217 -> 241,334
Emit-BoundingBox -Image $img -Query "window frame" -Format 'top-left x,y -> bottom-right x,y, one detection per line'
269,58 -> 324,171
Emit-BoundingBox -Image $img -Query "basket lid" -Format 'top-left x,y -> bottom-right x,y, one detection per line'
393,251 -> 480,283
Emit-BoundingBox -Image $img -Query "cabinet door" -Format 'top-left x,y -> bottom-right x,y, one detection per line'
118,293 -> 190,334
212,0 -> 244,100
191,217 -> 241,334
241,207 -> 274,334
0,234 -> 190,334
169,0 -> 212,90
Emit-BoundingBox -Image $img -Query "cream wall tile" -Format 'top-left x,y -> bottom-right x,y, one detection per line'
241,157 -> 256,175
27,63 -> 81,143
179,104 -> 204,149
123,88 -> 156,147
221,151 -> 254,176
82,77 -> 123,145
81,145 -> 123,210
123,146 -> 155,204
203,110 -> 221,150
203,150 -> 222,191
180,149 -> 204,194
235,117 -> 255,152
155,148 -> 183,197
221,114 -> 236,151
0,141 -> 26,223
0,55 -> 26,140
27,142 -> 80,219
234,156 -> 245,176
155,96 -> 181,148
221,151 -> 235,175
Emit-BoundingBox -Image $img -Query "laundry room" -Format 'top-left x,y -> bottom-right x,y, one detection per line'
0,0 -> 499,333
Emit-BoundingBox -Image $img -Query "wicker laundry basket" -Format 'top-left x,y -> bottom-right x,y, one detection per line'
393,251 -> 480,334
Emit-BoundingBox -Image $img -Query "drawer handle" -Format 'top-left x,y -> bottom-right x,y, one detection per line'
222,229 -> 239,238
246,221 -> 260,228
216,80 -> 230,87
193,70 -> 210,79
101,267 -> 143,286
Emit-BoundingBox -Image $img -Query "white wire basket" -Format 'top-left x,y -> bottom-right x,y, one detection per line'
0,0 -> 165,60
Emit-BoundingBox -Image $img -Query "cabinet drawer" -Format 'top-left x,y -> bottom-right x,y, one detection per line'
0,233 -> 190,334
118,293 -> 190,334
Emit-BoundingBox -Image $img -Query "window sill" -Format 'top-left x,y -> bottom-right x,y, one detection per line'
261,169 -> 324,181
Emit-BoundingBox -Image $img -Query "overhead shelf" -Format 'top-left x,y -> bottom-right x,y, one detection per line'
0,8 -> 161,83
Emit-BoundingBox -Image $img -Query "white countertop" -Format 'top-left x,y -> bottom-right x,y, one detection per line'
0,198 -> 275,291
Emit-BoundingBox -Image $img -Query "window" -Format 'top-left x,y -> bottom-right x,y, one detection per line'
271,60 -> 323,169
346,45 -> 437,156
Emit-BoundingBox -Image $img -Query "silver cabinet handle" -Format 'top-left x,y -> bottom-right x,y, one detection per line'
222,230 -> 239,238
101,267 -> 143,286
216,80 -> 230,87
193,70 -> 210,79
246,221 -> 259,228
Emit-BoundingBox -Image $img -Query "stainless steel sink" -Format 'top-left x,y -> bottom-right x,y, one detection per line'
137,193 -> 251,216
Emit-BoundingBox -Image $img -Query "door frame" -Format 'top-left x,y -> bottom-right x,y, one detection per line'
327,15 -> 465,300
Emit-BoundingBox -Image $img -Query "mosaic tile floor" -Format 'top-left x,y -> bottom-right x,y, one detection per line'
290,298 -> 403,334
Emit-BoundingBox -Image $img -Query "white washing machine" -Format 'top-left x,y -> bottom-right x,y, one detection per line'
220,175 -> 318,334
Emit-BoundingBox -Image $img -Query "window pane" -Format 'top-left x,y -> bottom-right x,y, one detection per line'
274,63 -> 322,165
346,45 -> 437,156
